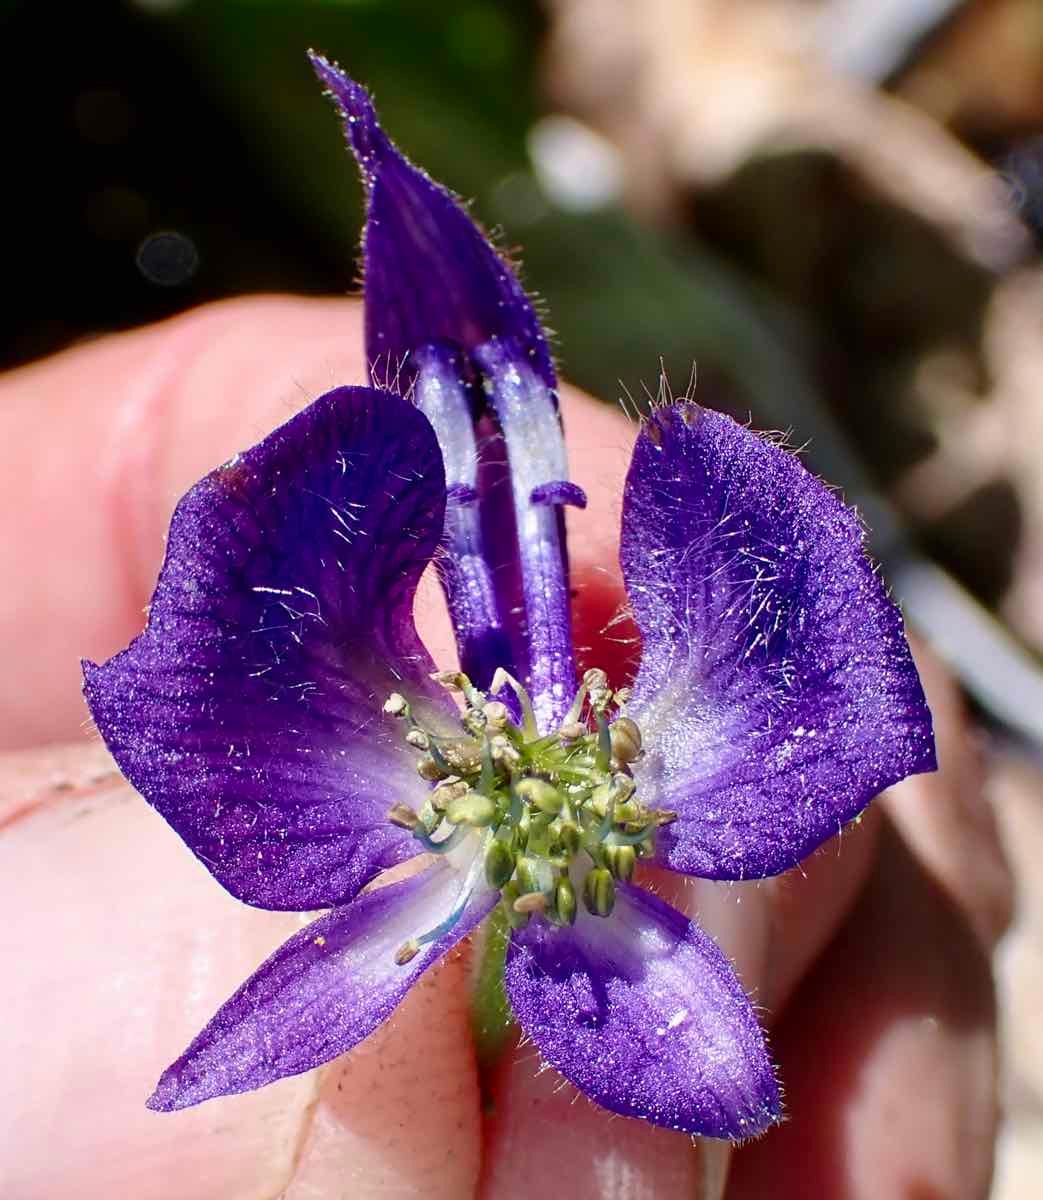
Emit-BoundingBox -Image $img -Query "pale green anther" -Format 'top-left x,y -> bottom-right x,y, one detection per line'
609,716 -> 643,764
395,939 -> 421,965
484,839 -> 516,888
417,756 -> 447,782
589,774 -> 635,820
558,721 -> 587,742
583,868 -> 616,917
582,667 -> 609,693
482,701 -> 509,731
605,843 -> 637,882
489,734 -> 521,769
446,792 -> 497,827
500,882 -> 530,929
405,728 -> 430,751
587,788 -> 610,821
512,891 -> 547,916
387,803 -> 420,831
515,778 -> 562,814
514,855 -> 546,896
615,801 -> 642,823
553,877 -> 578,926
551,820 -> 581,858
441,741 -> 483,775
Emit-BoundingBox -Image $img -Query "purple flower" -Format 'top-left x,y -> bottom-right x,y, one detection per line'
82,56 -> 935,1139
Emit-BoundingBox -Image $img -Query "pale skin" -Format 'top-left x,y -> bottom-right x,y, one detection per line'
0,297 -> 1013,1198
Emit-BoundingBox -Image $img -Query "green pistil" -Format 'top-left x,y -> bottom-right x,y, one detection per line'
384,668 -> 674,931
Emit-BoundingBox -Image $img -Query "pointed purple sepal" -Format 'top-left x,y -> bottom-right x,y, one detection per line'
621,404 -> 936,881
309,51 -> 554,392
311,53 -> 581,726
504,883 -> 782,1138
84,387 -> 456,911
148,862 -> 496,1110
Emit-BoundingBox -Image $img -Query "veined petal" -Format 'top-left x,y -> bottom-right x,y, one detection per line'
309,52 -> 554,392
148,860 -> 497,1111
622,404 -> 935,881
504,884 -> 780,1139
84,387 -> 454,911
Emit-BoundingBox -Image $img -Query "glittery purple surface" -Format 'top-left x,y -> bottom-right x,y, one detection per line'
622,404 -> 935,880
84,387 -> 453,910
149,864 -> 495,1110
505,883 -> 781,1138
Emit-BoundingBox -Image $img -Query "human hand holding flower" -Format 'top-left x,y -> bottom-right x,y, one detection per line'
0,293 -> 1010,1200
0,59 -> 1012,1200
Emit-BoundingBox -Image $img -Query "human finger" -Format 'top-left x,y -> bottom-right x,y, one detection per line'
728,652 -> 1009,1199
0,742 -> 483,1200
727,818 -> 998,1200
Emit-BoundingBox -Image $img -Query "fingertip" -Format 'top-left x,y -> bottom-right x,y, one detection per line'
0,296 -> 368,747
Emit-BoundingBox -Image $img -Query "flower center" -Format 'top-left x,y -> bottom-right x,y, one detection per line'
384,667 -> 675,938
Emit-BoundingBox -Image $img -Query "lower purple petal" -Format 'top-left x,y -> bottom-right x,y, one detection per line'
148,860 -> 496,1111
622,404 -> 935,881
504,883 -> 781,1139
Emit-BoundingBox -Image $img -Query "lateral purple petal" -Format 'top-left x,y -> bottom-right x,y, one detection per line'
622,404 -> 935,881
309,52 -> 554,391
84,387 -> 454,911
504,883 -> 781,1138
148,862 -> 496,1110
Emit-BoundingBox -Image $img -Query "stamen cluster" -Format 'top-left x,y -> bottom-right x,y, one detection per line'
384,667 -> 675,935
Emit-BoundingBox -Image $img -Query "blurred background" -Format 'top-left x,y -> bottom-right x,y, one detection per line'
3,0 -> 1043,1193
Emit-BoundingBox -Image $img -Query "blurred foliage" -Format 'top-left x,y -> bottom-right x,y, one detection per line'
1,0 -> 822,418
164,0 -> 541,261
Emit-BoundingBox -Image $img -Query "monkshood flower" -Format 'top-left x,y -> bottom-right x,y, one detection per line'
82,55 -> 936,1139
